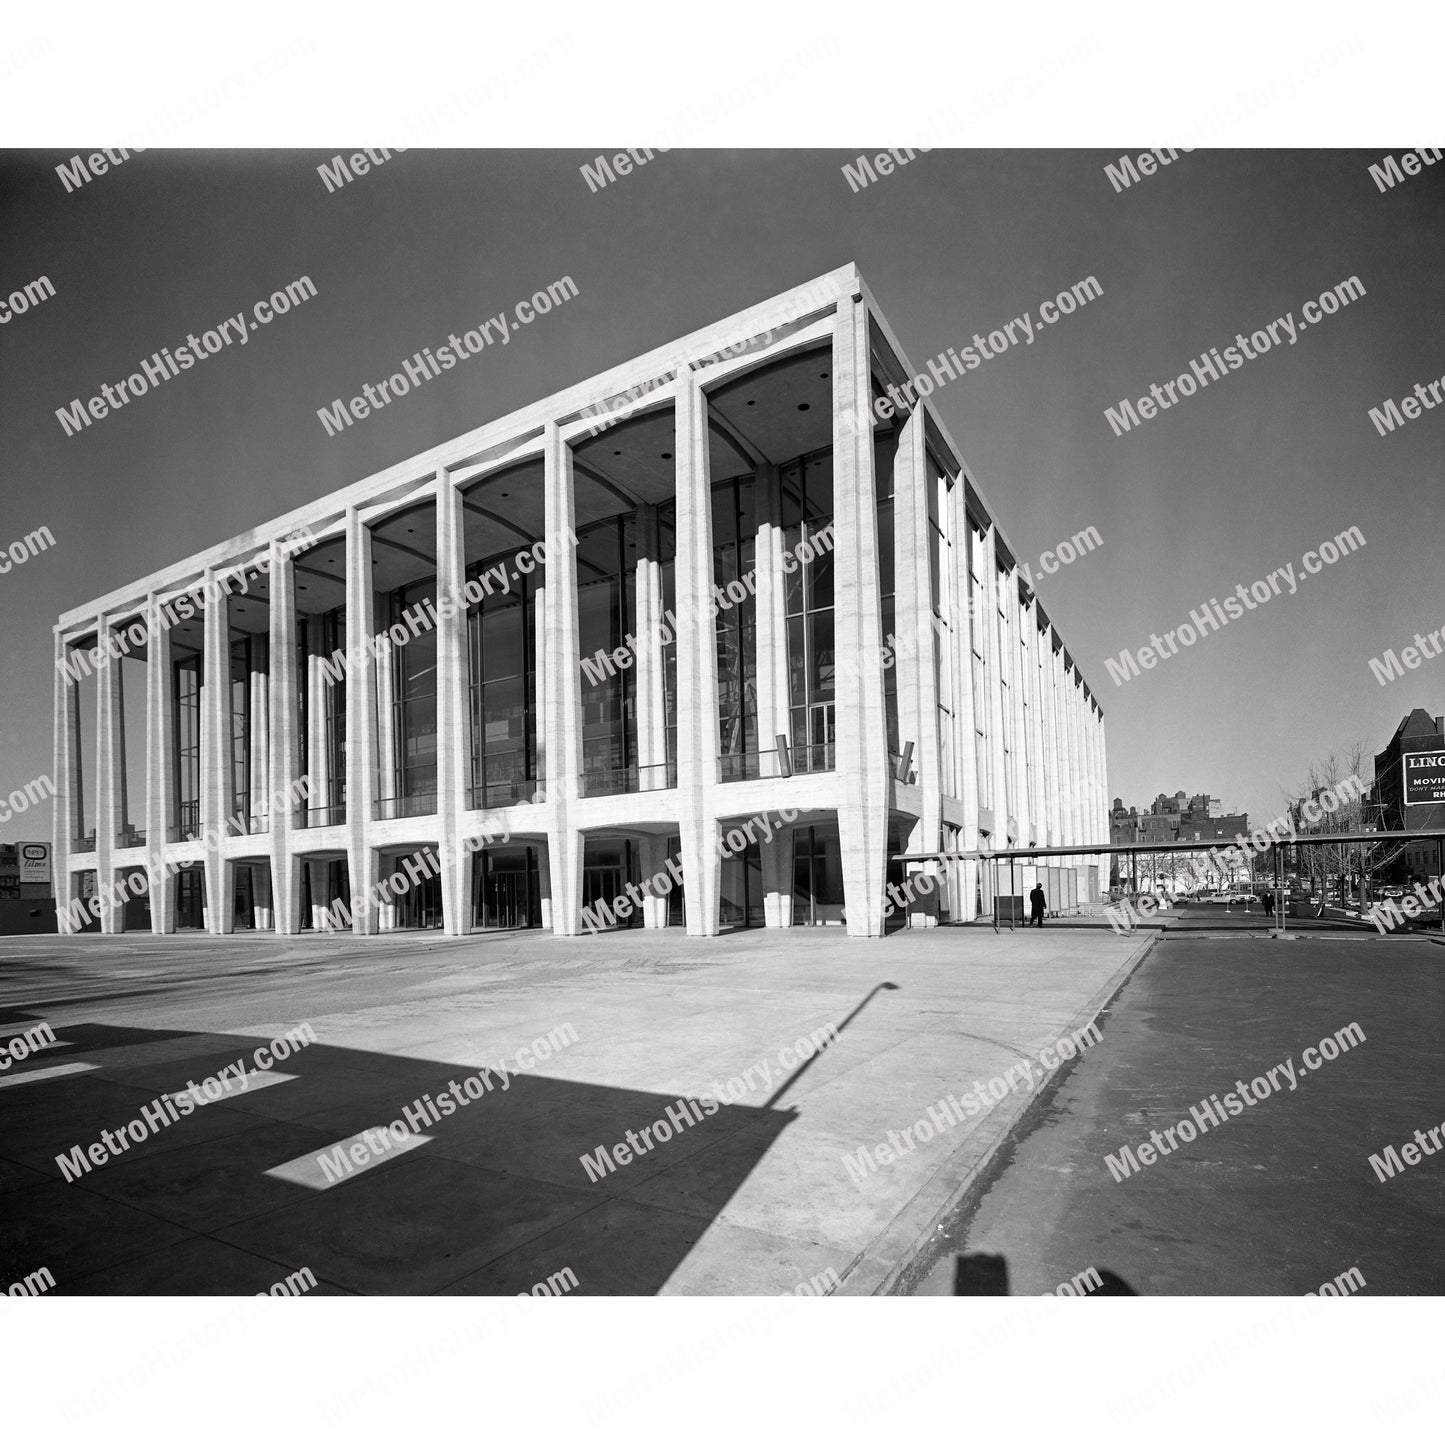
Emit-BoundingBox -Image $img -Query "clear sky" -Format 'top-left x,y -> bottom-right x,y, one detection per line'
2,147 -> 1442,835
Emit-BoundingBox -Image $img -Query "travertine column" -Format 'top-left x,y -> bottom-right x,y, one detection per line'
1024,600 -> 1045,846
633,504 -> 666,786
146,594 -> 176,933
344,508 -> 379,933
307,655 -> 330,822
249,671 -> 269,825
95,618 -> 123,933
435,472 -> 471,935
949,488 -> 980,919
751,461 -> 791,927
200,577 -> 232,933
674,376 -> 722,936
831,295 -> 888,937
52,631 -> 80,931
542,423 -> 585,934
982,528 -> 1007,845
639,834 -> 669,928
894,407 -> 940,926
268,541 -> 302,934
1006,579 -> 1029,844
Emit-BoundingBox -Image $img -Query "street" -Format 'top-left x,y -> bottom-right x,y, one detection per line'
902,932 -> 1445,1295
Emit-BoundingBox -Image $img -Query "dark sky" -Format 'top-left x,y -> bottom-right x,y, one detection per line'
2,148 -> 1442,832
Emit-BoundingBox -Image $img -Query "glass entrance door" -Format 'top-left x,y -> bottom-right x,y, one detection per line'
475,847 -> 541,930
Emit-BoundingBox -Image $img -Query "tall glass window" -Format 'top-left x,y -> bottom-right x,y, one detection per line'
928,452 -> 956,797
467,558 -> 536,808
386,581 -> 437,811
659,502 -> 678,776
969,521 -> 990,812
322,607 -> 346,821
782,447 -> 834,772
229,633 -> 266,825
713,475 -> 758,775
875,423 -> 901,763
577,514 -> 639,793
173,652 -> 201,840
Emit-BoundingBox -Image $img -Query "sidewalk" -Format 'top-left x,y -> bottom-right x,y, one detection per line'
0,924 -> 1149,1295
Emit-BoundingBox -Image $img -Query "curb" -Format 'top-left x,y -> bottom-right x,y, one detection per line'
831,931 -> 1159,1296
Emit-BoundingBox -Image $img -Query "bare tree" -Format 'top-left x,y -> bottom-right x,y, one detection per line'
1287,742 -> 1403,907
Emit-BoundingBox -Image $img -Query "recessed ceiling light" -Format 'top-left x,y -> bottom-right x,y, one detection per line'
797,403 -> 810,412
820,372 -> 829,378
614,450 -> 622,456
500,491 -> 509,497
661,452 -> 672,460
298,586 -> 308,591
407,528 -> 414,534
747,400 -> 756,406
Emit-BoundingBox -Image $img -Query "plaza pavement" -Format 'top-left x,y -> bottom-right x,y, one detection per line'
0,922 -> 1147,1295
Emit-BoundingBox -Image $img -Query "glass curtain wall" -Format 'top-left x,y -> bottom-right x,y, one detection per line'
467,556 -> 537,808
577,515 -> 639,795
782,448 -> 835,772
713,475 -> 758,779
382,579 -> 438,816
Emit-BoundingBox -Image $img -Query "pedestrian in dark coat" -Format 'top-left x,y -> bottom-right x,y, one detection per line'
1029,883 -> 1047,927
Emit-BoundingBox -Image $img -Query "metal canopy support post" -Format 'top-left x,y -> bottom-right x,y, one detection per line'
1009,855 -> 1016,932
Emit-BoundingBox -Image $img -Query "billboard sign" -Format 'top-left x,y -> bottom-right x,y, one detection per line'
18,842 -> 51,886
1402,752 -> 1445,807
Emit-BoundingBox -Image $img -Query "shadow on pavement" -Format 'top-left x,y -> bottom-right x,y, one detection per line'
0,1012 -> 795,1296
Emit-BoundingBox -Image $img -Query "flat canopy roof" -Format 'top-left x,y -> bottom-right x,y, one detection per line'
893,829 -> 1445,862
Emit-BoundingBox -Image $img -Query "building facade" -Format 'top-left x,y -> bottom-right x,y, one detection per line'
1373,709 -> 1445,881
52,265 -> 1108,940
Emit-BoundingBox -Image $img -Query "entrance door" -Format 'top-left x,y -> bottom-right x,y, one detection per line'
792,823 -> 844,925
233,865 -> 255,929
582,840 -> 641,929
475,848 -> 541,929
176,868 -> 205,929
393,853 -> 443,929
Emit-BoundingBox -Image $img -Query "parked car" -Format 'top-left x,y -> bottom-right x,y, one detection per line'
1381,886 -> 1404,899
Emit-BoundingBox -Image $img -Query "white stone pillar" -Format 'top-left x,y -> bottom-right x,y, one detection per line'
894,407 -> 940,927
832,295 -> 888,937
436,471 -> 472,935
982,528 -> 1008,845
542,422 -> 585,935
52,631 -> 80,932
639,834 -> 669,928
633,523 -> 666,786
268,541 -> 302,934
250,671 -> 269,826
94,618 -> 123,933
201,576 -> 232,933
674,375 -> 722,936
344,508 -> 379,933
146,594 -> 176,933
949,487 -> 980,919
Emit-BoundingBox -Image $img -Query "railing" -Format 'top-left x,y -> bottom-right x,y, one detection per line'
115,827 -> 147,849
374,793 -> 438,821
718,749 -> 785,783
227,813 -> 270,837
468,778 -> 539,811
72,831 -> 96,853
578,761 -> 677,798
296,804 -> 347,828
791,740 -> 836,775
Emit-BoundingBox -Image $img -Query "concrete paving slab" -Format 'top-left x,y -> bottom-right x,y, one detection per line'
0,925 -> 1147,1293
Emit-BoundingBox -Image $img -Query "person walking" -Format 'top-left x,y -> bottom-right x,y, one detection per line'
1028,882 -> 1047,927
